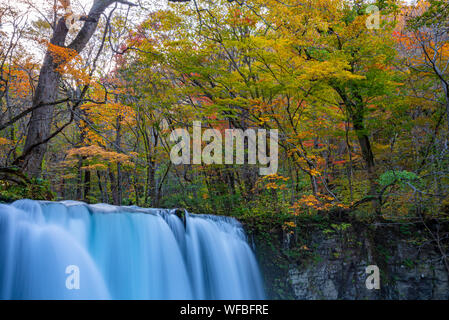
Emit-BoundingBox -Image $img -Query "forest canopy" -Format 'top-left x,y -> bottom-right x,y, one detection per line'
1,0 -> 449,229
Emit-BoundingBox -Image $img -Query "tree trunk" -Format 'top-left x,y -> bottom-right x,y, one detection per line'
108,165 -> 119,205
146,161 -> 156,205
83,169 -> 91,203
115,115 -> 122,205
441,81 -> 449,135
19,19 -> 69,177
352,111 -> 379,212
75,157 -> 83,200
97,170 -> 106,203
335,86 -> 379,211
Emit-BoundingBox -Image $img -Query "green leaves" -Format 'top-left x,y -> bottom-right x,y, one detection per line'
379,170 -> 422,189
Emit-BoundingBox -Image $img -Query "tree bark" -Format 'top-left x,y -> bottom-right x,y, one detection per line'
115,115 -> 123,205
108,165 -> 119,205
96,170 -> 106,203
351,112 -> 376,190
83,169 -> 91,203
335,86 -> 379,211
351,110 -> 379,213
19,19 -> 69,177
75,157 -> 83,200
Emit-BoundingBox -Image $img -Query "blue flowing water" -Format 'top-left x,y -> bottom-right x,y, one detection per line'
0,200 -> 265,300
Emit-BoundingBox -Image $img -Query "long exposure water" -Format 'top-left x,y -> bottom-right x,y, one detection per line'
0,200 -> 265,300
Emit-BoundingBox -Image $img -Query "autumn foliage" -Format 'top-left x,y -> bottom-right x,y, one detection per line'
0,0 -> 448,230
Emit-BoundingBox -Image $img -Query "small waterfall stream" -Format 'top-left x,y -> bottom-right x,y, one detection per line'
0,200 -> 265,300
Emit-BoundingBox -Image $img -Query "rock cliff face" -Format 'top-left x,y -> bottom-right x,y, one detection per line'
251,222 -> 449,300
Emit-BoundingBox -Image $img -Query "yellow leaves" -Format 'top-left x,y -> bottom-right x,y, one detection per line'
291,193 -> 348,215
265,182 -> 287,190
309,169 -> 321,177
301,59 -> 366,82
284,221 -> 296,228
66,146 -> 133,167
257,116 -> 271,125
251,100 -> 276,113
255,174 -> 289,191
321,194 -> 336,201
263,173 -> 289,182
373,143 -> 391,156
79,84 -> 136,146
84,129 -> 105,147
297,194 -> 321,209
282,221 -> 296,234
60,173 -> 76,179
81,164 -> 108,171
143,9 -> 184,33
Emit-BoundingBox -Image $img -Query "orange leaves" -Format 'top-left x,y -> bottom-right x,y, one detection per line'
2,57 -> 37,100
79,102 -> 136,146
5,66 -> 32,99
66,145 -> 133,167
332,159 -> 346,166
394,3 -> 449,70
309,169 -> 321,177
284,221 -> 296,228
291,193 -> 348,215
250,99 -> 274,113
257,116 -> 271,126
282,221 -> 296,234
47,43 -> 76,64
0,137 -> 12,147
79,81 -> 136,146
83,102 -> 135,126
302,140 -> 315,148
256,173 -> 289,191
265,182 -> 286,190
292,194 -> 321,212
47,43 -> 91,85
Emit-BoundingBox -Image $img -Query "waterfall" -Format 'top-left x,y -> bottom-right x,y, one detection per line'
0,200 -> 265,300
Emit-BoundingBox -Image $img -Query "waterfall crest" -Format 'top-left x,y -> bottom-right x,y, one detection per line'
0,200 -> 265,300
